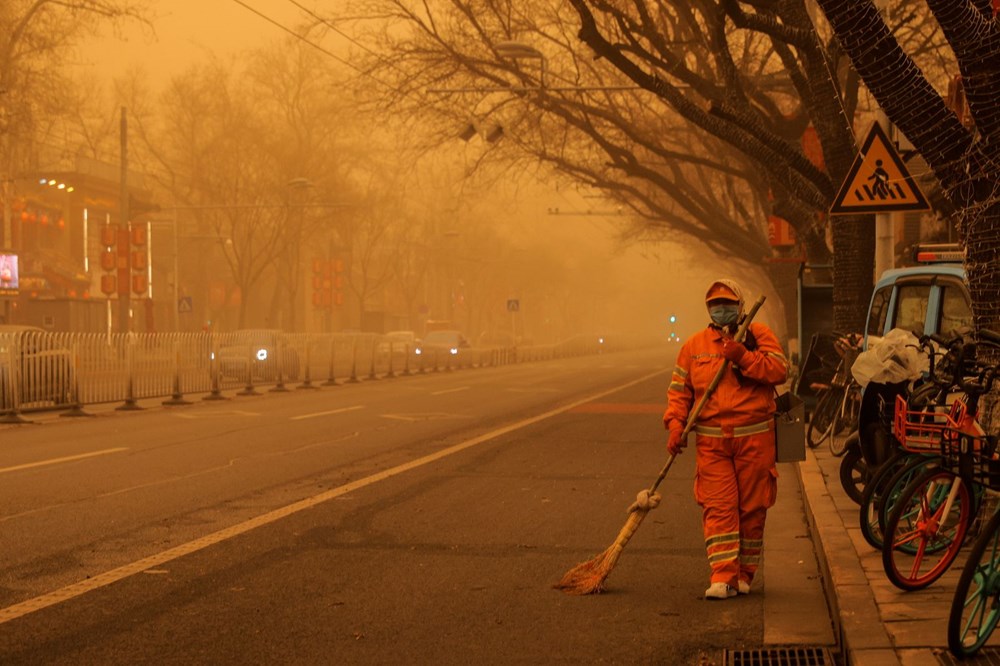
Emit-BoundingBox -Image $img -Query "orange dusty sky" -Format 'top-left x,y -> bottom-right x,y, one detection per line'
87,0 -> 317,84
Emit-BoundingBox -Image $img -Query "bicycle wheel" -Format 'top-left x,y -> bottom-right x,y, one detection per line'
839,444 -> 868,505
948,508 -> 1000,658
860,453 -> 940,551
807,389 -> 840,449
882,468 -> 974,591
831,383 -> 862,450
858,450 -> 910,550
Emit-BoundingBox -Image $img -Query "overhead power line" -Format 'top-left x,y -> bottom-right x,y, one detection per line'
228,0 -> 365,77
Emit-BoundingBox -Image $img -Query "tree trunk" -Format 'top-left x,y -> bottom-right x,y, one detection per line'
831,213 -> 875,332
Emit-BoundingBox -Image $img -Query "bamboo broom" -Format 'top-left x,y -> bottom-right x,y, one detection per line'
553,295 -> 766,595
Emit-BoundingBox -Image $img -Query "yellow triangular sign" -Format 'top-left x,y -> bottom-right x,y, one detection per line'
830,122 -> 930,214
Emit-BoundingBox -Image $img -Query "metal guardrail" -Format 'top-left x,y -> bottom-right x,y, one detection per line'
0,330 -> 645,419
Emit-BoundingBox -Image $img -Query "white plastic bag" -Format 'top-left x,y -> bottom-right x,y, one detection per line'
851,328 -> 928,388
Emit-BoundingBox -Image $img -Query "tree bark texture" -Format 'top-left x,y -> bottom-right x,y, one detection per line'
815,0 -> 1000,425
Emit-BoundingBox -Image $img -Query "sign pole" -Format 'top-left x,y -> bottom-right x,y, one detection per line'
874,111 -> 894,281
118,106 -> 131,334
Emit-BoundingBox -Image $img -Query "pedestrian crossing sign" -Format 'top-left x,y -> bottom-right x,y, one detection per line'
830,122 -> 930,214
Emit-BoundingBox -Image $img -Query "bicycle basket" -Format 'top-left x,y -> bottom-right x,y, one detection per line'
940,427 -> 1000,490
893,394 -> 965,454
832,347 -> 860,388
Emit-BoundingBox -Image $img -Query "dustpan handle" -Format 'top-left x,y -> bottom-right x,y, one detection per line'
648,295 -> 767,494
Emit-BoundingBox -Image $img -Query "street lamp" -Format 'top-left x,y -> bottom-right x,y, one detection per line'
495,41 -> 546,88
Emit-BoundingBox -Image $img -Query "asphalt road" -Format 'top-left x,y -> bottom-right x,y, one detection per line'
0,347 -> 774,664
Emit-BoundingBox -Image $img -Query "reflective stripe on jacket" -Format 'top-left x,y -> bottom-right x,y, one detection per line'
663,322 -> 788,432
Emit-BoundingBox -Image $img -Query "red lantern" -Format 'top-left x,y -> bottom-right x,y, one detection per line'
57,218 -> 65,229
19,211 -> 28,222
101,224 -> 117,246
100,275 -> 116,295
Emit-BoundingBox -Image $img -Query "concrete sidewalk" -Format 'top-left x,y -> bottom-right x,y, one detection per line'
797,442 -> 1000,665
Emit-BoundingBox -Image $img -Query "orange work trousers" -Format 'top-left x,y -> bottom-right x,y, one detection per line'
693,428 -> 778,588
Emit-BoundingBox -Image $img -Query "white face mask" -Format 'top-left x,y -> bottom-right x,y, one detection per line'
709,304 -> 739,326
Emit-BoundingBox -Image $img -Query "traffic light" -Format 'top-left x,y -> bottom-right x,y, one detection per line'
668,313 -> 680,343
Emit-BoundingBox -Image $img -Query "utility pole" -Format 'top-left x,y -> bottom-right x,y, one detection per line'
1,87 -> 9,250
119,107 -> 131,333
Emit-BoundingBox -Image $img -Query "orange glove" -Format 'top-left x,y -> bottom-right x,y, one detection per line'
667,421 -> 686,456
721,338 -> 748,365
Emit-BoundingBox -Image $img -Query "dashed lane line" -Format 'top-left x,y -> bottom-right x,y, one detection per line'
289,405 -> 365,421
0,367 -> 668,626
0,448 -> 129,475
430,386 -> 470,396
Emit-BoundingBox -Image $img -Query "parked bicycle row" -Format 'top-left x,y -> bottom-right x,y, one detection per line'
825,326 -> 1000,659
0,327 -> 651,417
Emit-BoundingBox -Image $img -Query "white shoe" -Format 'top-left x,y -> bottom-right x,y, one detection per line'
704,582 -> 737,600
737,580 -> 750,595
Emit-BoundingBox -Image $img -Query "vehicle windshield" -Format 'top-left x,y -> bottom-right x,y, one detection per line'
424,331 -> 461,345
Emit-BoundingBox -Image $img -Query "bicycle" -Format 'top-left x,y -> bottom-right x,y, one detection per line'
806,332 -> 863,454
858,332 -> 964,551
944,330 -> 1000,658
881,332 -> 1000,591
830,374 -> 862,455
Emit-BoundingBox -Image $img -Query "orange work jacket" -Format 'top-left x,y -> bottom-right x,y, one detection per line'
663,322 -> 789,432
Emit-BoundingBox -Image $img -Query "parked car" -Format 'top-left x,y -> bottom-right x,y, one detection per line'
416,330 -> 470,357
0,325 -> 73,408
217,329 -> 300,382
378,330 -> 420,353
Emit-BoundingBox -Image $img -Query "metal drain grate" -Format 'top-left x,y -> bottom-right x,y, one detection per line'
725,647 -> 834,666
936,647 -> 1000,665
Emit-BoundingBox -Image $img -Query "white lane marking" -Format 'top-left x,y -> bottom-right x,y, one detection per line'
290,405 -> 365,421
506,387 -> 559,393
381,413 -> 469,422
431,386 -> 469,396
0,367 -> 668,626
174,410 -> 260,420
0,448 -> 129,475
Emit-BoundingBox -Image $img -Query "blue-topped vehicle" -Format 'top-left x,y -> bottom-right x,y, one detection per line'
839,243 -> 973,502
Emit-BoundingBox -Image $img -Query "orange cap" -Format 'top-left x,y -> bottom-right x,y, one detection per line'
705,282 -> 739,303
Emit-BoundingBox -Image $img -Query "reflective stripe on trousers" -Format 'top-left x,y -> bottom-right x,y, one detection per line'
694,427 -> 777,588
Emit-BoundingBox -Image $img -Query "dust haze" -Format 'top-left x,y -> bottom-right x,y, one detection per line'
7,1 -> 787,348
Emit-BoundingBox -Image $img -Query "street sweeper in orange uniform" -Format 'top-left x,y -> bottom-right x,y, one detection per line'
663,279 -> 789,600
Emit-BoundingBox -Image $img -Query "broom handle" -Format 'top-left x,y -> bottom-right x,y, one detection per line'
648,295 -> 767,494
